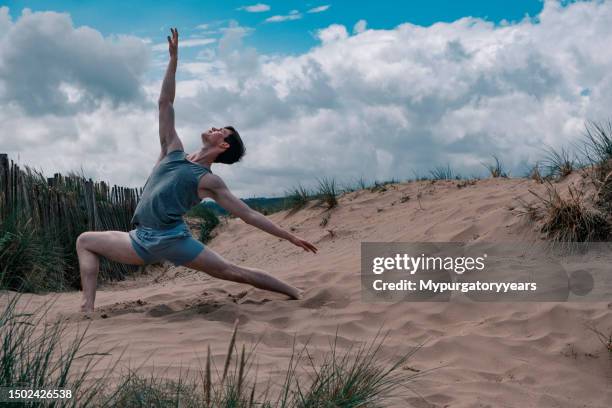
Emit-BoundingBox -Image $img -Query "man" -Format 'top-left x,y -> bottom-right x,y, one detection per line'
77,28 -> 317,313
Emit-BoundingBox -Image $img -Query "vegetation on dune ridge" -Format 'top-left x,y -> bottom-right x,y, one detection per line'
542,146 -> 576,180
526,183 -> 610,243
0,296 -> 423,407
517,120 -> 612,243
482,155 -> 509,178
314,177 -> 338,209
284,184 -> 312,212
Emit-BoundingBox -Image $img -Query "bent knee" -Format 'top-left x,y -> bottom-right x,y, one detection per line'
76,231 -> 89,250
76,231 -> 97,251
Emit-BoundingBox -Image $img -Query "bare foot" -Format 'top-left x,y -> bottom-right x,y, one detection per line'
80,300 -> 94,313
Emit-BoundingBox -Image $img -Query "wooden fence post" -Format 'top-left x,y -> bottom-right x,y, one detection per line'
0,154 -> 8,218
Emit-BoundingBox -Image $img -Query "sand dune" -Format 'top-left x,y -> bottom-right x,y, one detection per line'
8,176 -> 612,407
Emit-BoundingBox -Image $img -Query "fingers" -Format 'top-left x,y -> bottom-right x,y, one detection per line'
290,236 -> 318,254
299,240 -> 318,253
168,28 -> 179,44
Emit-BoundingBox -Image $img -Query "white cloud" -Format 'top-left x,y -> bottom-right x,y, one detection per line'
5,1 -> 612,198
265,10 -> 302,23
152,37 -> 216,51
0,6 -> 11,35
0,8 -> 150,115
353,19 -> 367,34
307,5 -> 331,14
238,3 -> 271,13
317,24 -> 348,43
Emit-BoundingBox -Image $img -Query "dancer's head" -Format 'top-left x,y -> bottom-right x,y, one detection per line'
201,126 -> 245,164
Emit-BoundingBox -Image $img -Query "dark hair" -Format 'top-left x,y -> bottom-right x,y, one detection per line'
215,126 -> 246,164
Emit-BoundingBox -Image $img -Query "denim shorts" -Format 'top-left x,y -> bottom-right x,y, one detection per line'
129,222 -> 205,266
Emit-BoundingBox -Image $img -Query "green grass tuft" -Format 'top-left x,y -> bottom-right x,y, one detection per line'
528,183 -> 610,243
192,205 -> 220,243
543,146 -> 575,179
482,156 -> 508,178
285,184 -> 312,212
291,332 -> 422,407
582,121 -> 612,215
315,177 -> 338,209
429,165 -> 454,180
583,120 -> 612,165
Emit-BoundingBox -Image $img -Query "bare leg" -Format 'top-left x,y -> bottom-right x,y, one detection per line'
76,231 -> 145,312
184,247 -> 301,299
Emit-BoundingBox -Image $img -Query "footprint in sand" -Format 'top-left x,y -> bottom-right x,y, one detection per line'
146,304 -> 176,317
300,288 -> 350,309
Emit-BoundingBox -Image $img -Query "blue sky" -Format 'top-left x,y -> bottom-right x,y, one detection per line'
4,0 -> 546,55
1,1 -> 611,197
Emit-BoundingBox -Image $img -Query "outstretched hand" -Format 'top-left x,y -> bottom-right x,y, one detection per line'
289,235 -> 318,253
167,27 -> 178,58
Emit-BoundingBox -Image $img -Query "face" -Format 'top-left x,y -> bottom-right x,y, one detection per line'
201,127 -> 231,147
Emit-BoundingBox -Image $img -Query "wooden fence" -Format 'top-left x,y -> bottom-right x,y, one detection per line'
0,153 -> 142,288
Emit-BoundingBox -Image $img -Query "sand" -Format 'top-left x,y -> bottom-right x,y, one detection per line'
4,175 -> 612,407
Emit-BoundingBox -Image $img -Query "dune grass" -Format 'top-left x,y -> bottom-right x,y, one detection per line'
290,332 -> 421,407
583,120 -> 612,164
315,177 -> 338,210
285,184 -> 312,212
582,121 -> 612,214
482,155 -> 508,178
356,176 -> 369,191
188,205 -> 220,243
0,294 -> 116,408
429,165 -> 455,180
516,120 -> 612,243
369,180 -> 397,193
543,146 -> 575,179
526,162 -> 545,183
0,296 -> 423,407
527,183 -> 610,243
0,213 -> 67,292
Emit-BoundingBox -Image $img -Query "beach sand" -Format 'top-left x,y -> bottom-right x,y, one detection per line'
6,175 -> 612,407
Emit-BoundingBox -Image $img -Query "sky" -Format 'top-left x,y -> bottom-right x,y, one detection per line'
1,0 -> 611,197
1,1 -> 546,56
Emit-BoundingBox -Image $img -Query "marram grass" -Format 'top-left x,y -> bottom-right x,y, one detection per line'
0,297 -> 424,407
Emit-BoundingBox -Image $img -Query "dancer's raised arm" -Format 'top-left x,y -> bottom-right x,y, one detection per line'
158,27 -> 183,162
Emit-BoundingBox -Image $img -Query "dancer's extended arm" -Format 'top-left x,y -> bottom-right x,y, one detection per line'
158,27 -> 183,162
206,175 -> 318,253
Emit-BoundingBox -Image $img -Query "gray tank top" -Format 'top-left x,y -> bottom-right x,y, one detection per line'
131,150 -> 212,229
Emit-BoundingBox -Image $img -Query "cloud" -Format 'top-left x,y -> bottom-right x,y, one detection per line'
307,5 -> 331,14
5,1 -> 612,198
238,3 -> 270,13
174,0 -> 612,195
152,37 -> 216,51
353,19 -> 367,34
317,24 -> 348,43
265,10 -> 302,23
0,8 -> 150,116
